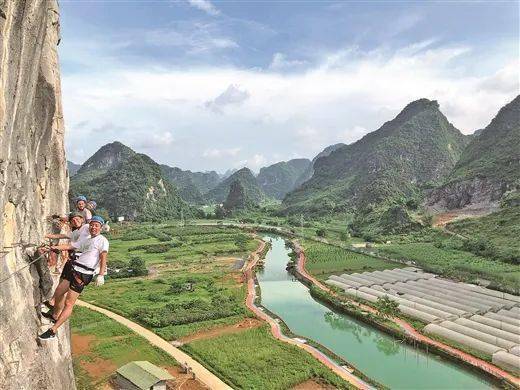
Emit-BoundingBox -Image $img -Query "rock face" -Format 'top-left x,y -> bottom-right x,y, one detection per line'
427,95 -> 520,212
0,1 -> 75,389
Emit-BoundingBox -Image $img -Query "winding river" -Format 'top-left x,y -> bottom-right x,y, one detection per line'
256,236 -> 495,389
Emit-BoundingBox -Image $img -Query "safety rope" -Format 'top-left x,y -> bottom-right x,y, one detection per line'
0,249 -> 49,285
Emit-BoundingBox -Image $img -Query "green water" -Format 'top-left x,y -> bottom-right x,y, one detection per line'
257,236 -> 494,389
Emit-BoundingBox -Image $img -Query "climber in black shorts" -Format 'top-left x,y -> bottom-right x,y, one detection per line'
38,216 -> 109,341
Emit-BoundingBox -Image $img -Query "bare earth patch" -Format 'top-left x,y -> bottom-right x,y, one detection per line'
179,317 -> 263,344
72,333 -> 208,389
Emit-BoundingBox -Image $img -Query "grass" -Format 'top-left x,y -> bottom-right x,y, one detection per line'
302,239 -> 402,280
181,325 -> 353,389
71,306 -> 179,389
80,222 -> 355,389
376,242 -> 520,293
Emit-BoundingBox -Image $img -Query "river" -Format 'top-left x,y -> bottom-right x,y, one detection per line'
256,236 -> 495,389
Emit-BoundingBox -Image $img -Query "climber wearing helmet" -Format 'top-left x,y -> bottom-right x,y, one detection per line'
86,200 -> 97,213
38,216 -> 109,341
39,212 -> 87,268
75,195 -> 92,223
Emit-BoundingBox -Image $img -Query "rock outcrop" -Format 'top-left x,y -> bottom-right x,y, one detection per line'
0,1 -> 75,389
426,95 -> 519,213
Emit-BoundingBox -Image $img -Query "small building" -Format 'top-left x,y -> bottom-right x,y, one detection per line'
115,361 -> 174,390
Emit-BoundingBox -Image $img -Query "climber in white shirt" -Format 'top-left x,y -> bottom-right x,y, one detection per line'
38,216 -> 109,341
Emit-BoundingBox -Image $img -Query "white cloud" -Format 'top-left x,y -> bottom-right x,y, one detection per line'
205,84 -> 250,112
144,22 -> 238,53
62,42 -> 519,171
235,154 -> 267,173
187,0 -> 220,16
203,147 -> 241,158
269,53 -> 307,70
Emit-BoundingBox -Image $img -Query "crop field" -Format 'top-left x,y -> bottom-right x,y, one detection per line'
377,242 -> 520,293
71,306 -> 180,390
182,325 -> 351,389
82,223 -> 257,340
302,240 -> 401,279
79,222 -> 352,388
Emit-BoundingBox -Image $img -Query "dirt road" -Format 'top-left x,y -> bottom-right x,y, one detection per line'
76,300 -> 232,390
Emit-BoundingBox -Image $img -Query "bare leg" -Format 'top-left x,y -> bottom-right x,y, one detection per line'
51,279 -> 70,319
51,289 -> 80,332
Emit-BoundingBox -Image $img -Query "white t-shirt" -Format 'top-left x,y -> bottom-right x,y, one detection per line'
79,208 -> 92,222
70,224 -> 90,244
72,234 -> 109,274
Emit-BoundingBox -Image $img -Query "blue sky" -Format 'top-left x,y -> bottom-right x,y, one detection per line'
60,0 -> 519,172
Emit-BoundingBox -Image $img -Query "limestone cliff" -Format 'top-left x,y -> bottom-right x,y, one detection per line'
0,1 -> 75,389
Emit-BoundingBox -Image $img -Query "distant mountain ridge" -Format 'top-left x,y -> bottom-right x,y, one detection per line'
67,161 -> 81,176
427,95 -> 520,212
293,143 -> 345,189
69,143 -> 198,221
282,98 -> 469,232
206,167 -> 266,204
160,165 -> 220,204
257,158 -> 311,200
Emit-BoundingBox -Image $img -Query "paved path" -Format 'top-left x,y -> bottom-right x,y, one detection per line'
244,239 -> 372,390
293,242 -> 520,388
76,300 -> 232,390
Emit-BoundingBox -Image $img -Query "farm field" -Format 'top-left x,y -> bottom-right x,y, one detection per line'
70,306 -> 204,390
78,222 -> 351,389
376,242 -> 520,293
82,223 -> 256,341
301,239 -> 402,280
182,325 -> 352,389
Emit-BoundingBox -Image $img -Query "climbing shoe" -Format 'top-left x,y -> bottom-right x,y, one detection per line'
38,328 -> 56,341
41,310 -> 57,323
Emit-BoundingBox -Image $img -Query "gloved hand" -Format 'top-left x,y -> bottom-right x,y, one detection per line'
95,274 -> 105,287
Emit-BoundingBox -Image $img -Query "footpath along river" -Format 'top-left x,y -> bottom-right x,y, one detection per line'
256,236 -> 496,389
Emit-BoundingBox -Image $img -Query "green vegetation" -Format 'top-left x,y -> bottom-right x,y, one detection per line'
257,158 -> 311,200
302,240 -> 401,280
374,296 -> 400,319
282,99 -> 468,236
182,325 -> 352,389
71,306 -> 179,389
82,224 -> 258,340
70,142 -> 199,221
446,96 -> 519,185
206,167 -> 266,204
447,206 -> 520,264
160,165 -> 220,204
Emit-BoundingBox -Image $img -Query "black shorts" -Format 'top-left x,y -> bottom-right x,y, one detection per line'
60,261 -> 93,293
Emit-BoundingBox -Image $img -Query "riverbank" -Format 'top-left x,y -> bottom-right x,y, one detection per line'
244,238 -> 371,389
291,240 -> 520,389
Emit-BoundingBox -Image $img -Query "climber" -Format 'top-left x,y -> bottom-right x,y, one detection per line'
86,200 -> 97,213
38,212 -> 88,268
75,195 -> 92,222
38,216 -> 109,341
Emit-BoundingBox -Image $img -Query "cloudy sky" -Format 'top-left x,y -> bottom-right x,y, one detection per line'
60,0 -> 519,172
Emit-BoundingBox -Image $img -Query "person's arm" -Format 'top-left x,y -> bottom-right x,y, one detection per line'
45,233 -> 71,240
45,243 -> 75,252
98,251 -> 108,276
